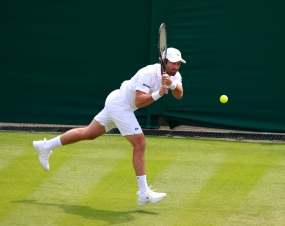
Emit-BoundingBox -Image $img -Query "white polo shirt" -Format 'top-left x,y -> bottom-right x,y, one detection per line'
119,63 -> 182,111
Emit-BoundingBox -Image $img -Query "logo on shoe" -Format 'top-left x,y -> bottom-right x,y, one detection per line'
135,128 -> 139,130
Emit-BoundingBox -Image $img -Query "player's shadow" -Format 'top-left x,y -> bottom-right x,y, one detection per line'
12,200 -> 158,225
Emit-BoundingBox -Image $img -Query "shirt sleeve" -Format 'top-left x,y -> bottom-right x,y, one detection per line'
134,70 -> 152,94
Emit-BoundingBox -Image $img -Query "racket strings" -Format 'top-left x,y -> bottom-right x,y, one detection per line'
158,23 -> 167,73
158,27 -> 167,56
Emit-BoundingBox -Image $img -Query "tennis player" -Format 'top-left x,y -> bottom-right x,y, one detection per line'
33,47 -> 186,205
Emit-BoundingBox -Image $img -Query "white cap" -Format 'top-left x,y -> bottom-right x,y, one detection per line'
164,47 -> 186,63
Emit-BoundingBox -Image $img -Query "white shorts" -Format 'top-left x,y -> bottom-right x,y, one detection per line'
94,90 -> 143,136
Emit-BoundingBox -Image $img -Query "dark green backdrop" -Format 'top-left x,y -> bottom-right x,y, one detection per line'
1,0 -> 285,133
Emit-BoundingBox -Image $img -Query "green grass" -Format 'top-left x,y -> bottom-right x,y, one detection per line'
0,132 -> 285,225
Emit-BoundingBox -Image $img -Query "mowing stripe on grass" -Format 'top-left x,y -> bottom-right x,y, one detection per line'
0,141 -> 56,221
225,157 -> 285,226
55,156 -> 137,225
147,140 -> 227,226
0,133 -> 31,170
184,144 -> 282,225
0,136 -> 130,225
55,137 -> 178,225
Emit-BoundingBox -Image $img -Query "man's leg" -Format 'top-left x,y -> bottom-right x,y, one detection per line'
125,133 -> 146,176
125,134 -> 148,195
103,91 -> 166,205
60,119 -> 106,145
125,133 -> 166,205
33,119 -> 106,170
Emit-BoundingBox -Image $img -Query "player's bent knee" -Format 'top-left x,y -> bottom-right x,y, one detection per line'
134,141 -> 146,153
125,133 -> 146,152
140,141 -> 146,150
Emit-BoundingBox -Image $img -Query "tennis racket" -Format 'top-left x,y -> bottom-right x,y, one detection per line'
158,23 -> 167,74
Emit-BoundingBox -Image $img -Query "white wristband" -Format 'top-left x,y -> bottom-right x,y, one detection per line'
169,81 -> 177,90
151,91 -> 162,101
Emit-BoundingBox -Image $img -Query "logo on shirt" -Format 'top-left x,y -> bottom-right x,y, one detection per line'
143,83 -> 150,88
135,128 -> 139,130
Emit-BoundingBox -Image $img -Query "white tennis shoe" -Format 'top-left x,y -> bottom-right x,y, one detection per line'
137,186 -> 167,205
33,138 -> 52,171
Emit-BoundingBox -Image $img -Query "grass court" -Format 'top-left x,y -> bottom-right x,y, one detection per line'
0,132 -> 285,225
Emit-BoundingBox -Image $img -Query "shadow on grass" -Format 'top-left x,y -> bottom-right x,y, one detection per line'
12,200 -> 158,225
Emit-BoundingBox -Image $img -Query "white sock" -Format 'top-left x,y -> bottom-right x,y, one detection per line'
136,175 -> 148,195
43,136 -> 62,150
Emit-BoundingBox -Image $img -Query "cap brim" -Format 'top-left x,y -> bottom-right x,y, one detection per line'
168,58 -> 186,63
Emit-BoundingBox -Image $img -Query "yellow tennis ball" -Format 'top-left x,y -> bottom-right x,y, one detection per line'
220,95 -> 228,103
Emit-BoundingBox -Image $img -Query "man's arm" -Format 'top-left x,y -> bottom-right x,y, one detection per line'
135,86 -> 169,108
171,83 -> 183,99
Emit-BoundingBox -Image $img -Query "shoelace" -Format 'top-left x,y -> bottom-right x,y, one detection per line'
136,185 -> 160,196
148,185 -> 157,193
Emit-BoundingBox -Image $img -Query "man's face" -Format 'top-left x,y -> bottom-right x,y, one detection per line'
166,60 -> 182,76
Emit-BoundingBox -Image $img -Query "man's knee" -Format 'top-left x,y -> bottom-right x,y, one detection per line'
126,133 -> 146,152
140,139 -> 146,150
133,136 -> 146,152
